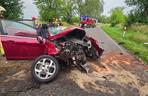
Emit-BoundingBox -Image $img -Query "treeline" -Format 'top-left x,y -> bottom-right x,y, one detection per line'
34,0 -> 103,23
100,0 -> 148,26
0,0 -> 103,23
1,0 -> 147,26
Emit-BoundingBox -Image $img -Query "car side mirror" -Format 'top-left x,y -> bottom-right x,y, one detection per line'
37,36 -> 45,44
4,33 -> 8,35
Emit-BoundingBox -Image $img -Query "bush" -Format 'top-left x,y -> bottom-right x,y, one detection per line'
110,7 -> 126,27
125,11 -> 148,26
99,15 -> 109,23
71,16 -> 80,23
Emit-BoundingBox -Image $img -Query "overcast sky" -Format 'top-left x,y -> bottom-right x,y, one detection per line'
103,0 -> 132,16
22,0 -> 132,18
22,0 -> 39,19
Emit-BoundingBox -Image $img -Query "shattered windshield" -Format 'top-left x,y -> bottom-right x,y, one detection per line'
48,27 -> 65,36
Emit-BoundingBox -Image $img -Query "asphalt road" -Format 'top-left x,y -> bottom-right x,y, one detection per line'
85,27 -> 125,54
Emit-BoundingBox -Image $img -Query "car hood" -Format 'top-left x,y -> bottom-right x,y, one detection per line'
49,27 -> 85,40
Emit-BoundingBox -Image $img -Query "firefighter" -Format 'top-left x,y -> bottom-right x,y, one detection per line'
0,37 -> 4,56
0,6 -> 6,18
0,6 -> 6,56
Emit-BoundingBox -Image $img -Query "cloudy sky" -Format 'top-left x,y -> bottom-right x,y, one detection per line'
103,0 -> 132,16
22,0 -> 39,18
23,0 -> 132,18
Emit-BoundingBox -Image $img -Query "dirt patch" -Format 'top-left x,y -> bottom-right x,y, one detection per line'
91,53 -> 147,72
0,53 -> 148,96
0,57 -> 31,78
69,52 -> 148,96
0,57 -> 39,94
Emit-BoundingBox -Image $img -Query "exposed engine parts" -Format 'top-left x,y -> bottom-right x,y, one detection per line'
57,40 -> 88,71
56,39 -> 100,72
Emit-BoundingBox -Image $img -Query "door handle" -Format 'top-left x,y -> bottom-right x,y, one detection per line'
8,40 -> 15,43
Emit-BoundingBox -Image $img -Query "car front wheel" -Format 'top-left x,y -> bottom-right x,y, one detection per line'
31,55 -> 60,83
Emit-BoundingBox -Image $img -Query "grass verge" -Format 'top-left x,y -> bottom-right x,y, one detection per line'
101,24 -> 148,64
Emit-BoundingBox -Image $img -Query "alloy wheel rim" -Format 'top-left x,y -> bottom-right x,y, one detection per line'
34,58 -> 56,80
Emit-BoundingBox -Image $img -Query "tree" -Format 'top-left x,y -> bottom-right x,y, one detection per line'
34,0 -> 103,22
35,0 -> 78,23
99,15 -> 110,23
0,0 -> 23,19
34,0 -> 64,21
110,7 -> 125,26
125,0 -> 148,24
62,0 -> 75,23
125,0 -> 148,16
76,0 -> 103,19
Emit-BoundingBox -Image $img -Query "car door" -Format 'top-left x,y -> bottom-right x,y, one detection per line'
0,20 -> 46,60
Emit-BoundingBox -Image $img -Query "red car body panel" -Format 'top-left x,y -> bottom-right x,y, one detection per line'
49,27 -> 83,40
45,41 -> 59,55
1,35 -> 47,60
88,37 -> 104,55
1,35 -> 59,60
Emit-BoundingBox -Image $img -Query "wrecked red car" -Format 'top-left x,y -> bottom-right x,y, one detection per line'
0,19 -> 103,83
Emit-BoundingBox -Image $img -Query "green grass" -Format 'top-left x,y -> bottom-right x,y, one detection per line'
101,24 -> 148,64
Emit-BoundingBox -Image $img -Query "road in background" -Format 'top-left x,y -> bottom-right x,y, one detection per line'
85,28 -> 125,54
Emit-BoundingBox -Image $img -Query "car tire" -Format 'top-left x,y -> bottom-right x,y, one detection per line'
91,47 -> 99,59
31,55 -> 60,83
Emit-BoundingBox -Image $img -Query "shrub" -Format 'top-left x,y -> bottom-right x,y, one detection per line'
110,7 -> 126,27
126,10 -> 148,26
71,16 -> 80,23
